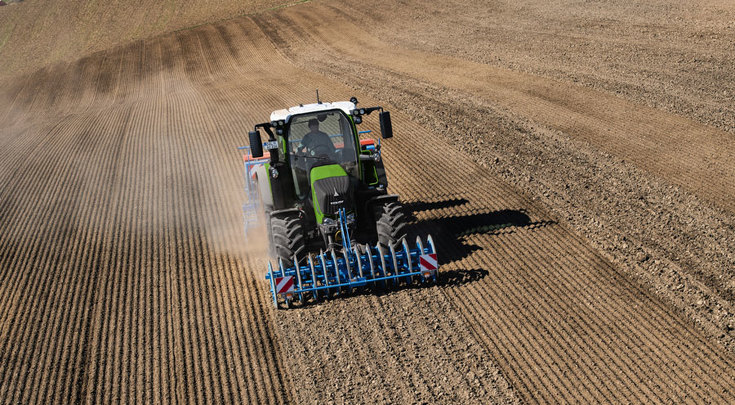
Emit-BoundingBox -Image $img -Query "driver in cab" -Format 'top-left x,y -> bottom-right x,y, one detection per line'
301,118 -> 335,157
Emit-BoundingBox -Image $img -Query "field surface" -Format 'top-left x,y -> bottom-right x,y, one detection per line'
1,0 -> 735,404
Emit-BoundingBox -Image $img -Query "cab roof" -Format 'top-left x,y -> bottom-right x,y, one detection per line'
270,101 -> 356,123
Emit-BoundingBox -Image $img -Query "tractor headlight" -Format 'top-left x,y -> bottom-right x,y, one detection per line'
269,167 -> 279,179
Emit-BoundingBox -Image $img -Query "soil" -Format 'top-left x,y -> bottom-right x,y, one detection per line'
0,0 -> 296,80
1,0 -> 735,404
260,0 -> 735,352
346,0 -> 735,136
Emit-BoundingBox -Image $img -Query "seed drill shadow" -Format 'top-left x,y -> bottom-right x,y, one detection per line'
290,199 -> 556,307
405,198 -> 556,285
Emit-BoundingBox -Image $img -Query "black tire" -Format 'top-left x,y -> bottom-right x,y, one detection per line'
270,214 -> 306,268
376,201 -> 408,249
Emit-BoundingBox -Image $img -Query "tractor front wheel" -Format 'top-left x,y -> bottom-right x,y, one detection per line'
376,201 -> 408,249
271,214 -> 306,268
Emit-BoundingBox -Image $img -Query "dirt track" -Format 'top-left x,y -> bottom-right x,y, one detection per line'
2,1 -> 735,404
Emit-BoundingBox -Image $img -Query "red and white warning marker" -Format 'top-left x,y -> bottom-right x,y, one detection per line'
275,276 -> 295,295
419,253 -> 438,278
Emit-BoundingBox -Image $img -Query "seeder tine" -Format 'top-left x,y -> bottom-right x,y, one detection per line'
377,244 -> 389,289
427,234 -> 436,255
402,238 -> 415,285
293,253 -> 303,304
353,245 -> 364,279
366,244 -> 377,287
267,261 -> 278,309
342,248 -> 354,293
402,239 -> 412,271
341,248 -> 351,278
330,249 -> 341,295
308,255 -> 319,302
389,243 -> 400,287
278,258 -> 285,278
319,250 -> 330,298
414,236 -> 425,284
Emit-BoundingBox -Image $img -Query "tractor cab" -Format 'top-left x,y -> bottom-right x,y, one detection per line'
278,105 -> 360,200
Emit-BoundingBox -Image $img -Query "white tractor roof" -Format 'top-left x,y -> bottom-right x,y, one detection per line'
270,101 -> 356,123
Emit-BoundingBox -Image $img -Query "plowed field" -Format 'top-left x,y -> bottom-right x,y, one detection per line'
1,1 -> 735,404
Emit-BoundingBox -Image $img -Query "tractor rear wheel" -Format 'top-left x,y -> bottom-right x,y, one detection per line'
376,201 -> 408,249
270,214 -> 306,268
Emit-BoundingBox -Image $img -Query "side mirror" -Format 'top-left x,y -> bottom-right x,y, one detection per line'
379,111 -> 393,139
249,130 -> 263,158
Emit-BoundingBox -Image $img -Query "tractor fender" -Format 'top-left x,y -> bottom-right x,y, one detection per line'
269,208 -> 302,219
365,194 -> 400,219
254,165 -> 274,208
367,194 -> 399,205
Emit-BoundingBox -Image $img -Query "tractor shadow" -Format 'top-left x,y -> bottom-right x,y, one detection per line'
290,198 -> 556,308
404,198 -> 556,286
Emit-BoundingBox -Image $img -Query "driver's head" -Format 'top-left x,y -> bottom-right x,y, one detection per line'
308,119 -> 319,132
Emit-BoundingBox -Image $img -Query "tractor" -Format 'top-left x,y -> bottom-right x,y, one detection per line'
240,96 -> 438,308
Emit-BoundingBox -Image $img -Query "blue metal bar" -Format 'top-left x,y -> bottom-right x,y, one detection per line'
278,268 -> 433,295
265,244 -> 433,279
338,208 -> 352,252
267,262 -> 278,308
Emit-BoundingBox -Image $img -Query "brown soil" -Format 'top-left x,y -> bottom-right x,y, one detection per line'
346,0 -> 735,136
0,0 -> 297,80
263,0 -> 735,352
1,0 -> 735,404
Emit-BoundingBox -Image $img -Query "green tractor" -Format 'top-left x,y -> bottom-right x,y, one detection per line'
241,97 -> 438,308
